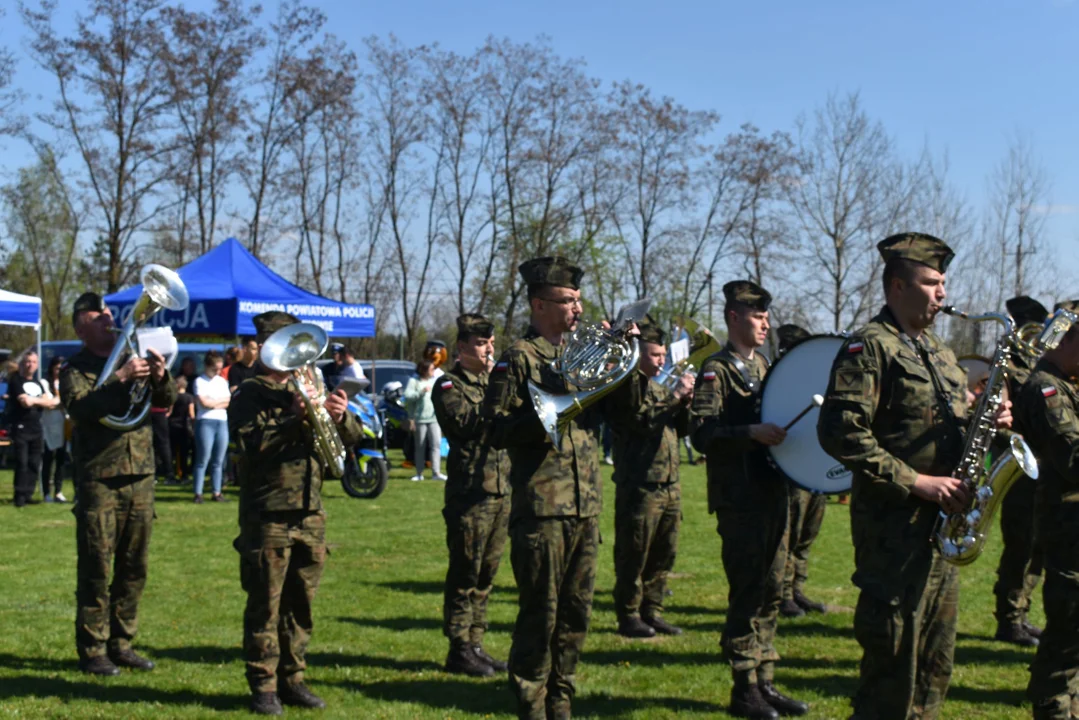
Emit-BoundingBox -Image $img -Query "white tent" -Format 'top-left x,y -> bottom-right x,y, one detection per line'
0,288 -> 43,378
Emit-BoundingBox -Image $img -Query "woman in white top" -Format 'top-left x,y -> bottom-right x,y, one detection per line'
192,350 -> 231,503
40,356 -> 69,502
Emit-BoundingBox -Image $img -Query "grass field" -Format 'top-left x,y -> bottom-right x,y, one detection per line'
0,452 -> 1041,719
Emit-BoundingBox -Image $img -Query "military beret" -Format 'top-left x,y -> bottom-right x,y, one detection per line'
637,314 -> 666,345
776,324 -> 810,353
252,311 -> 300,342
72,292 -> 107,326
723,280 -> 772,311
1054,300 -> 1079,316
519,256 -> 584,290
456,313 -> 494,340
1005,296 -> 1049,326
877,232 -> 955,273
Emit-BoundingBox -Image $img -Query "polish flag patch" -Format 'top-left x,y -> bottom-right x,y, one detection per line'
701,370 -> 717,381
440,381 -> 453,390
847,341 -> 864,354
1042,386 -> 1058,398
493,361 -> 508,373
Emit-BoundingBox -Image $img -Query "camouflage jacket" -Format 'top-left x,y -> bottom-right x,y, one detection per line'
229,373 -> 363,521
60,347 -> 177,481
483,326 -> 602,522
1016,358 -> 1079,580
607,367 -> 689,487
433,361 -> 511,504
818,306 -> 969,602
690,342 -> 781,513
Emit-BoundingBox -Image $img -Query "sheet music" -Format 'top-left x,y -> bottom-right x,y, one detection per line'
669,337 -> 690,365
136,327 -> 179,370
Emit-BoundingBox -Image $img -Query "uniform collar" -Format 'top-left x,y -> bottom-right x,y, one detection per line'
876,305 -> 934,352
452,361 -> 484,385
723,340 -> 756,364
524,325 -> 561,360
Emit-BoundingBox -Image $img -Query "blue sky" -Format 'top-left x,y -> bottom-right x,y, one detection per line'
4,0 -> 1078,282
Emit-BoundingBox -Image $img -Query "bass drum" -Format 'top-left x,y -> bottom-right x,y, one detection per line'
760,334 -> 852,494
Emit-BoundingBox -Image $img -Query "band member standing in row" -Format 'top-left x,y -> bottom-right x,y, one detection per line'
229,311 -> 364,716
61,293 -> 175,676
993,295 -> 1048,647
691,281 -> 808,719
433,313 -> 512,677
1015,305 -> 1079,720
484,256 -> 604,720
818,233 -> 1011,720
774,324 -> 828,619
606,319 -> 694,639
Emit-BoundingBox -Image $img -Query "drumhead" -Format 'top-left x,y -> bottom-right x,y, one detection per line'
760,335 -> 852,494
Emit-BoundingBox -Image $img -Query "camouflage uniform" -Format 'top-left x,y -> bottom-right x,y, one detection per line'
690,339 -> 789,686
484,256 -> 602,720
230,314 -> 363,696
62,346 -> 176,661
817,230 -> 969,720
606,365 -> 690,624
782,488 -> 827,602
994,295 -> 1048,631
1019,357 -> 1079,719
433,359 -> 511,650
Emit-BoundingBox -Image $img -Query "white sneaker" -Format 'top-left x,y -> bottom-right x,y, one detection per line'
410,475 -> 424,482
54,492 -> 67,503
433,473 -> 448,482
603,455 -> 614,466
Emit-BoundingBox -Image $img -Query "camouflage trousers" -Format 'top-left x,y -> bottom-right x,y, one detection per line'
994,475 -> 1042,626
716,493 -> 789,684
74,474 -> 155,660
508,515 -> 598,720
613,482 -> 680,621
852,552 -> 959,720
443,494 -> 510,646
237,511 -> 326,694
782,486 -> 826,601
1028,570 -> 1079,719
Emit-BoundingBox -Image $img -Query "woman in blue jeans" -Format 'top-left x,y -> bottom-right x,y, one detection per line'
192,350 -> 231,503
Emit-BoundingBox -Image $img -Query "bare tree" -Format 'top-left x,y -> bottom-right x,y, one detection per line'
0,6 -> 27,137
161,0 -> 264,258
786,92 -> 916,332
22,0 -> 179,291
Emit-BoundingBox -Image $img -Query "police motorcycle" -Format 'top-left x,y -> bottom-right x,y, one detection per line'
329,373 -> 390,499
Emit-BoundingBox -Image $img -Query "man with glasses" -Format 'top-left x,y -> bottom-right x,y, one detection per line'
484,256 -> 605,720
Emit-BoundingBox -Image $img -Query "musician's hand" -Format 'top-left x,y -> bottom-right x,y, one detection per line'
993,400 -> 1013,430
116,355 -> 151,383
750,423 -> 786,446
290,393 -> 306,418
146,348 -> 166,381
323,389 -> 349,424
912,474 -> 970,514
674,374 -> 695,401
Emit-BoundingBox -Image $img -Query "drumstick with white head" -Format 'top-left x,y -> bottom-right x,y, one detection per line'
783,394 -> 824,431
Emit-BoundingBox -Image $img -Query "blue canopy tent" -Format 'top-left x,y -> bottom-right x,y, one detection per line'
104,238 -> 375,338
0,288 -> 43,379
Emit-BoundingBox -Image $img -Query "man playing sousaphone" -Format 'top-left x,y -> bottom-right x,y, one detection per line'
229,311 -> 364,715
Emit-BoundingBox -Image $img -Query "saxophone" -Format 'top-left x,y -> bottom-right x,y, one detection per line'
934,306 -> 1076,565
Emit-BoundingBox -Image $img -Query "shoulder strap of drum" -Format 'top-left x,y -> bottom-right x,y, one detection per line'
719,348 -> 760,394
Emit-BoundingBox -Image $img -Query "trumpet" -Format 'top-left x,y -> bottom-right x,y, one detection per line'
96,264 -> 189,431
260,322 -> 347,477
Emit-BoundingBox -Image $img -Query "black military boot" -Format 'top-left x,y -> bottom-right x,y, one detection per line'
78,655 -> 120,676
249,692 -> 283,716
445,643 -> 495,677
1023,620 -> 1044,639
793,590 -> 827,614
778,598 -> 805,618
617,615 -> 656,639
279,682 -> 327,709
759,682 -> 809,716
472,644 -> 507,672
729,682 -> 779,719
109,648 -> 156,670
643,615 -> 683,636
995,623 -> 1039,647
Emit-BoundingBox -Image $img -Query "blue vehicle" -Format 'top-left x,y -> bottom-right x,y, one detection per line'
339,387 -> 390,500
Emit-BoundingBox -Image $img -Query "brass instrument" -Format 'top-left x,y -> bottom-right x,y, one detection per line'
934,306 -> 1077,565
95,264 -> 189,431
530,298 -> 651,446
260,322 -> 347,477
655,316 -> 723,392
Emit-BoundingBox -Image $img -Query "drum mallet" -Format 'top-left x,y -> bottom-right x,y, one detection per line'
783,394 -> 824,431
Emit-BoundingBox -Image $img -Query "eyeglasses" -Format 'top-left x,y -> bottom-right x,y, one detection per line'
540,296 -> 583,309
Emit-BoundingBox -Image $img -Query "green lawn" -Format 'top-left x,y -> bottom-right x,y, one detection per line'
0,453 -> 1040,719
